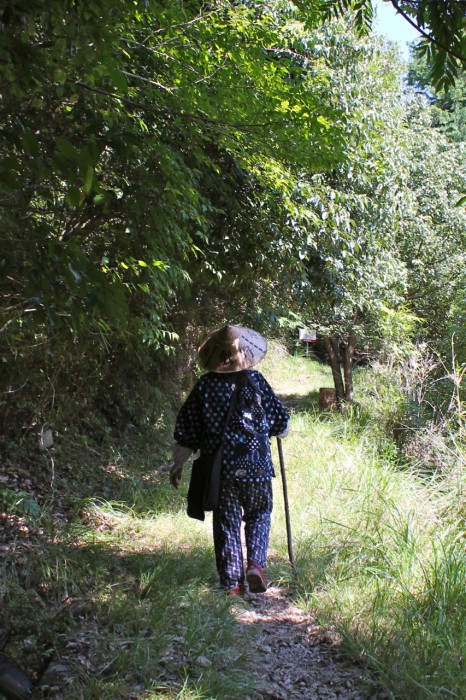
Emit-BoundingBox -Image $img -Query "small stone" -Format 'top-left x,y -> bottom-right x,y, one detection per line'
196,655 -> 212,668
39,428 -> 54,449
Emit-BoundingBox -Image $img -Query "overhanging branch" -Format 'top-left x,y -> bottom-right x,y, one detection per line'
389,0 -> 466,64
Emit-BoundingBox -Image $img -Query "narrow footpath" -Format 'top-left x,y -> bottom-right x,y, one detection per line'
233,587 -> 385,700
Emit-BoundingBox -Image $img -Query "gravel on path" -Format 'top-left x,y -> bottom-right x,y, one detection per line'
232,586 -> 385,700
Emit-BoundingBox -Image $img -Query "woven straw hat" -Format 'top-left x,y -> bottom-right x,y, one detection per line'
198,325 -> 267,373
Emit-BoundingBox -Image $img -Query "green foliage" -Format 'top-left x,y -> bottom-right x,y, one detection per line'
376,305 -> 422,359
2,340 -> 466,699
0,0 -> 353,436
1,0 -> 465,436
0,489 -> 253,698
270,349 -> 466,700
405,0 -> 466,91
277,25 -> 466,388
408,59 -> 466,143
322,0 -> 374,32
395,96 -> 466,356
0,484 -> 41,518
273,26 -> 411,382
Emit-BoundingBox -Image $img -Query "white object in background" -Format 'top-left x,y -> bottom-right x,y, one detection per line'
298,328 -> 317,342
39,428 -> 54,450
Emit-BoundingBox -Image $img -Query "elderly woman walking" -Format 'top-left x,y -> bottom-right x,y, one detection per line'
169,325 -> 289,595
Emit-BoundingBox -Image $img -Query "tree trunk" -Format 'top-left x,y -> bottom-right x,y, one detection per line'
343,330 -> 356,404
323,336 -> 345,404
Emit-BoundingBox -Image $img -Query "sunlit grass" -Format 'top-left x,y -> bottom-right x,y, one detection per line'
261,341 -> 329,397
267,365 -> 466,700
48,493 -> 254,699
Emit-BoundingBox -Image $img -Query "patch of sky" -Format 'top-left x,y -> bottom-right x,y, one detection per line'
373,0 -> 423,61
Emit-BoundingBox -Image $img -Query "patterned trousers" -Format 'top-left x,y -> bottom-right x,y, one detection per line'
212,479 -> 273,589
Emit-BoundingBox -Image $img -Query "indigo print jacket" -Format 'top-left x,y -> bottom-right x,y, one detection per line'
174,370 -> 289,483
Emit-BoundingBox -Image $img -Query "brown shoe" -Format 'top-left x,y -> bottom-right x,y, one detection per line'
246,561 -> 267,593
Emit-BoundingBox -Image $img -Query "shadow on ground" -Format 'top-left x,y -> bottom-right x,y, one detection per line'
277,390 -> 320,413
2,536 -> 237,699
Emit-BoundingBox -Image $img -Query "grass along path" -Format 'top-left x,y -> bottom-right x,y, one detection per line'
3,345 -> 466,698
264,349 -> 466,700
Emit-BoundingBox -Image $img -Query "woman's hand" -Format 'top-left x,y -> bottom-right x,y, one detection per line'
168,443 -> 194,488
170,463 -> 183,489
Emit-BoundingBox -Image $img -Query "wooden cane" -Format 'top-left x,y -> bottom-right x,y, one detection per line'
277,437 -> 297,578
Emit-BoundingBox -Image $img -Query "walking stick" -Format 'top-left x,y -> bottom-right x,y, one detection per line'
277,437 -> 297,578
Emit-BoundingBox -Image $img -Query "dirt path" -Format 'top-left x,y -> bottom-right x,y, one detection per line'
232,587 -> 382,700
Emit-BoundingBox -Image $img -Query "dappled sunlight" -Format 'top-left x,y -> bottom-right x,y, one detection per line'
3,345 -> 466,699
79,500 -> 213,554
1,529 -> 244,698
231,586 -> 367,698
1,0 -> 465,696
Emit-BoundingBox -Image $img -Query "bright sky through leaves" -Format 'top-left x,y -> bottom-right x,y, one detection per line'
374,0 -> 422,60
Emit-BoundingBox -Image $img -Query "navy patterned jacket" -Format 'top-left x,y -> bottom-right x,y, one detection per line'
174,369 -> 289,483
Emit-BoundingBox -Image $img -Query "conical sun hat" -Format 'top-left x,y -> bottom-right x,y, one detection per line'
198,325 -> 267,373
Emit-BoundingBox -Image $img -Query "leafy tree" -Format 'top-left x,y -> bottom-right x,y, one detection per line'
396,96 -> 466,359
0,0 -> 351,433
270,25 -> 411,405
1,0 -> 464,435
270,15 -> 466,404
403,44 -> 466,360
408,57 -> 466,144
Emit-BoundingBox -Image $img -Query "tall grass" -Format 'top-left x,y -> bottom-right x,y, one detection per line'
266,349 -> 466,699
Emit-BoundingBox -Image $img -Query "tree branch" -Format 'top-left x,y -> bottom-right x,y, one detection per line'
389,0 -> 466,64
73,80 -> 308,131
121,70 -> 178,92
